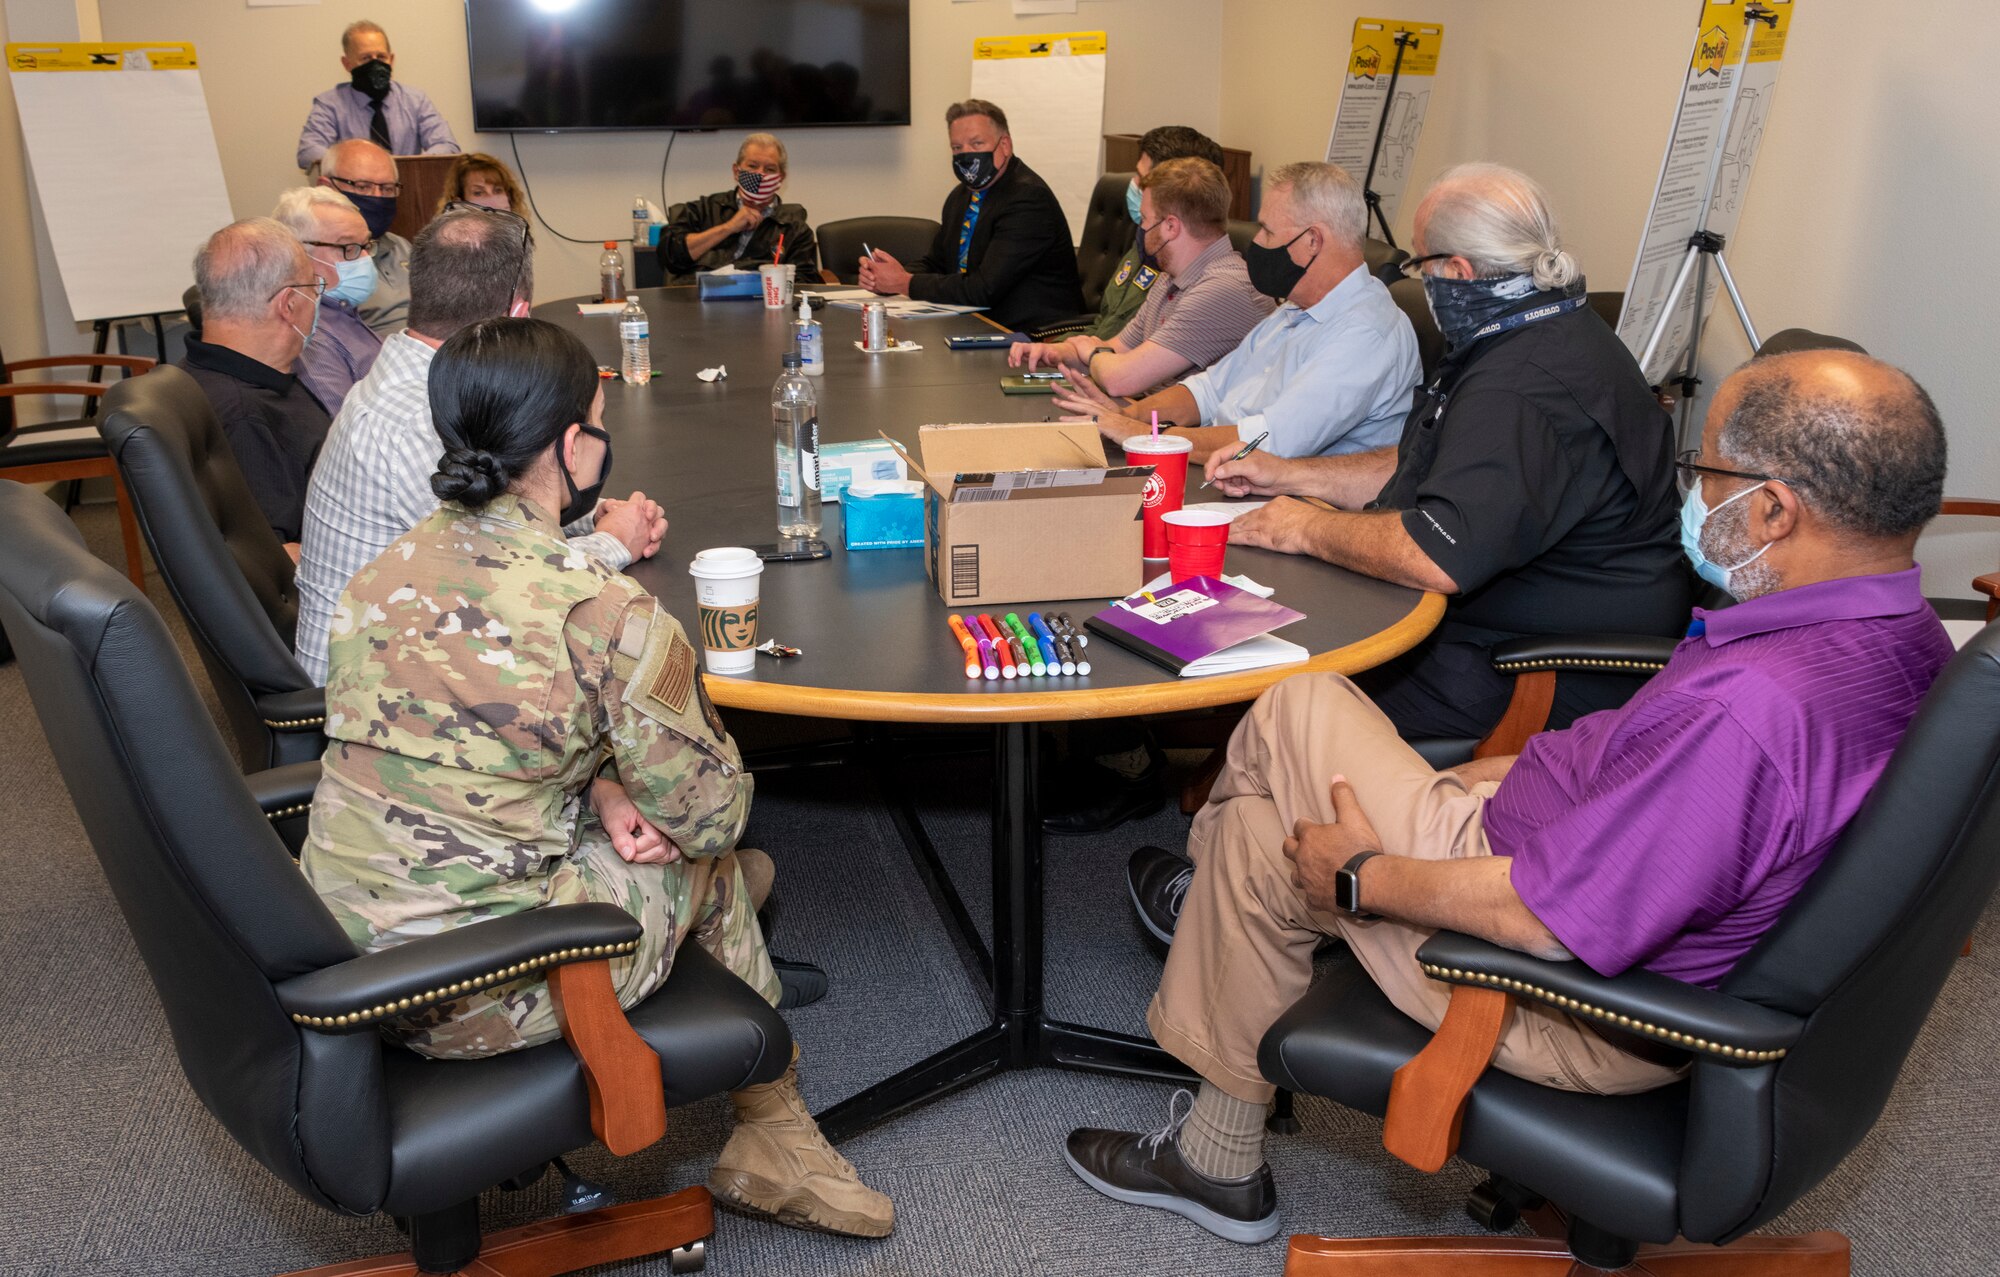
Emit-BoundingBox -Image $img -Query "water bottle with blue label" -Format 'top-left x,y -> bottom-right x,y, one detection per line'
631,195 -> 650,249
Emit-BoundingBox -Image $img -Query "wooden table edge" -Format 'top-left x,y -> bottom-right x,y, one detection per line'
703,590 -> 1446,723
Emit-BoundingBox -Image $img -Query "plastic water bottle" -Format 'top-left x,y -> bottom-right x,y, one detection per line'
598,241 -> 625,302
794,295 -> 824,376
772,352 -> 821,539
619,296 -> 650,385
631,196 -> 650,249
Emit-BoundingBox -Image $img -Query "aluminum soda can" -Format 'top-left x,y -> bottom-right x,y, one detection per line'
862,300 -> 888,353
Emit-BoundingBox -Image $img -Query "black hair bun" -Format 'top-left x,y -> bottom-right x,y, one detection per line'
431,446 -> 509,506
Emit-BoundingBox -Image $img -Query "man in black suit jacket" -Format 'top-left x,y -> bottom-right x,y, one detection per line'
858,99 -> 1085,333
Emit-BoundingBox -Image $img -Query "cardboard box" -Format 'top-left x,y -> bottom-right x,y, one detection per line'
886,422 -> 1150,607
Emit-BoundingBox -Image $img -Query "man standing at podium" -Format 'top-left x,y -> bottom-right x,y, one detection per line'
296,20 -> 460,170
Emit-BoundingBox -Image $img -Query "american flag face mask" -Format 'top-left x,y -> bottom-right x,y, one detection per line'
736,170 -> 782,205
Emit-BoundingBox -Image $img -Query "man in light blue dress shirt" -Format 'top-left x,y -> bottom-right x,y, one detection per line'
1053,161 -> 1419,465
296,20 -> 459,170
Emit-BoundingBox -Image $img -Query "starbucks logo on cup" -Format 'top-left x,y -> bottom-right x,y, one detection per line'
699,602 -> 759,651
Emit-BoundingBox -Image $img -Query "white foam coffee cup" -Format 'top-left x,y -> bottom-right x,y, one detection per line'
688,547 -> 763,675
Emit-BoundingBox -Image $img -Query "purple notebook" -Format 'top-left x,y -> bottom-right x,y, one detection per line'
1085,576 -> 1306,675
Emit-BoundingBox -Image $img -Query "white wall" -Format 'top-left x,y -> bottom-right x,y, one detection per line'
1219,0 -> 2000,599
91,0 -> 1224,301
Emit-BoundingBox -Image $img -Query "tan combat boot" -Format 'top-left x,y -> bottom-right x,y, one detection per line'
708,1053 -> 894,1237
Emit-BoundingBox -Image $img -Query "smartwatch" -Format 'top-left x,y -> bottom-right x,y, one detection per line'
1333,849 -> 1382,917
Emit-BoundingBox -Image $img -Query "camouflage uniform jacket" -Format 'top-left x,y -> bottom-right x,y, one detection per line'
302,493 -> 756,1051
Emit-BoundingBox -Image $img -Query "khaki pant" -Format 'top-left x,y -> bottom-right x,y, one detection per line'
1147,673 -> 1684,1104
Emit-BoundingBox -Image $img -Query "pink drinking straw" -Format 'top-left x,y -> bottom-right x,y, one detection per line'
1151,410 -> 1159,437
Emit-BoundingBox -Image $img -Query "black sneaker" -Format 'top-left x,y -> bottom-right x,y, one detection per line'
1128,845 -> 1194,945
1063,1092 -> 1280,1244
773,957 -> 829,1009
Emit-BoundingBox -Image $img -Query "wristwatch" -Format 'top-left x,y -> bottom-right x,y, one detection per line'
1088,345 -> 1117,373
1333,849 -> 1382,917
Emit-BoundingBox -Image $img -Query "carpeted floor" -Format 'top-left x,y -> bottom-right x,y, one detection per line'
1,501 -> 1994,1276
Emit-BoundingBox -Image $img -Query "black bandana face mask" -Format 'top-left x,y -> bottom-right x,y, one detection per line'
1421,272 -> 1539,349
350,58 -> 393,101
560,424 -> 614,526
952,151 -> 1000,191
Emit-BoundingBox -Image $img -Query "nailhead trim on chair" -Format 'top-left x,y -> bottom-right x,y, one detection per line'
1419,963 -> 1789,1062
263,716 -> 327,730
264,802 -> 310,821
289,939 -> 643,1028
1491,658 -> 1670,675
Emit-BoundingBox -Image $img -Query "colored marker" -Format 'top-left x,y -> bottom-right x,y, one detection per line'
976,614 -> 1016,678
1056,611 -> 1088,648
948,616 -> 988,684
1029,613 -> 1069,674
1005,613 -> 1046,676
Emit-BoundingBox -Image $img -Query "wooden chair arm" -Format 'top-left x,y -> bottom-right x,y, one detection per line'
819,269 -> 841,285
1381,983 -> 1512,1173
5,354 -> 154,376
1473,670 -> 1554,759
549,958 -> 668,1156
0,382 -> 108,399
1940,498 -> 2000,518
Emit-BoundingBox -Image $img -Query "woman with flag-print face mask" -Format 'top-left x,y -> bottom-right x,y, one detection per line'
661,132 -> 821,281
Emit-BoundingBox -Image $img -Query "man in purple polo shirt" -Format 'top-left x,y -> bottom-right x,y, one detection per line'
1063,349 -> 1953,1244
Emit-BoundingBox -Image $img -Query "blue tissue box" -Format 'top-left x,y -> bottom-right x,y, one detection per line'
842,483 -> 926,550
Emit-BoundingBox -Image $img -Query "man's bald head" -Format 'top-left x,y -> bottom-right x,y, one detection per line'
1716,349 -> 1945,542
195,217 -> 312,322
323,138 -> 398,187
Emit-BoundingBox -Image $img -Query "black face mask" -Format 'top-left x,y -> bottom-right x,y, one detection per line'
350,58 -> 393,101
343,190 -> 398,239
560,424 -> 614,526
1243,229 -> 1317,301
952,150 -> 1000,191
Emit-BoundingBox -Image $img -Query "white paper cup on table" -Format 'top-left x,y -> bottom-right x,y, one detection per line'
688,547 -> 764,674
759,263 -> 795,309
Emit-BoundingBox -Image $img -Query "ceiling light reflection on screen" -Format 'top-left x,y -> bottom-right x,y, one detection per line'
529,0 -> 582,14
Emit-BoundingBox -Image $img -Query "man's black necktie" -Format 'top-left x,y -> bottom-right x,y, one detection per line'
368,98 -> 391,149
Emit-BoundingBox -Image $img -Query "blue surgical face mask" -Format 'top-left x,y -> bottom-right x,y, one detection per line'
1679,478 -> 1770,594
1421,271 -> 1538,349
285,286 -> 321,348
322,253 -> 377,307
1126,179 -> 1143,225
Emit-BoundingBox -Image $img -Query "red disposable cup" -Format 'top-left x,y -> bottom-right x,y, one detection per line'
1164,509 -> 1230,583
1123,433 -> 1193,559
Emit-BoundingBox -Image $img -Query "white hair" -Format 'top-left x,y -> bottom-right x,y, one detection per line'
193,218 -> 308,322
736,132 -> 788,172
1266,161 -> 1365,252
1419,162 -> 1580,290
270,186 -> 360,240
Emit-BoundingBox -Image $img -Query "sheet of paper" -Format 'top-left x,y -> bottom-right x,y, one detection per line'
7,43 -> 234,321
1322,18 -> 1445,233
576,302 -> 628,315
1615,0 -> 1796,384
1013,0 -> 1078,14
969,32 -> 1107,245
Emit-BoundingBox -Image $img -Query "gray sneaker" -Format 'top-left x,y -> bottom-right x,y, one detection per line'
1063,1091 -> 1280,1244
1127,845 -> 1194,945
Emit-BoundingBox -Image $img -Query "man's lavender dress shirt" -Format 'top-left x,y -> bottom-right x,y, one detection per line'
294,297 -> 383,417
297,83 -> 460,168
1489,567 -> 1952,987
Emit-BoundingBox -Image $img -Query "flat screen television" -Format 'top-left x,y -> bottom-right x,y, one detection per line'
465,0 -> 911,132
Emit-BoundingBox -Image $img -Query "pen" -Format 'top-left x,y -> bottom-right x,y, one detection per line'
976,614 -> 1016,679
1028,613 -> 1068,674
1005,613 -> 1046,676
947,613 -> 984,679
1199,429 -> 1272,490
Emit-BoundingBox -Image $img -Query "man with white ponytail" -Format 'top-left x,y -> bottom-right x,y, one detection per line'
1204,162 -> 1689,742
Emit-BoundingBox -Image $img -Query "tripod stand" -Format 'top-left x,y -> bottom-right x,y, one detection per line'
1634,3 -> 1780,442
1358,28 -> 1421,251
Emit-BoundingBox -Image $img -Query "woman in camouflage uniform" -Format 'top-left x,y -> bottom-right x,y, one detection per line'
301,317 -> 892,1238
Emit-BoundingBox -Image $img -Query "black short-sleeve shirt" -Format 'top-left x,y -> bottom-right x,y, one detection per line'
1370,305 -> 1690,644
178,338 -> 331,544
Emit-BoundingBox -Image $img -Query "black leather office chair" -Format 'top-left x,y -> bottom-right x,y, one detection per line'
816,215 -> 942,285
182,284 -> 204,341
1075,171 -> 1139,314
1262,617 -> 2000,1276
1226,219 -> 1258,255
0,480 -> 791,1277
1587,289 -> 1624,331
97,365 -> 324,769
1387,277 -> 1444,381
1364,236 -> 1409,283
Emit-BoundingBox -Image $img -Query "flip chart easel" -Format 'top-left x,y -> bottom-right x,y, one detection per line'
1323,17 -> 1444,250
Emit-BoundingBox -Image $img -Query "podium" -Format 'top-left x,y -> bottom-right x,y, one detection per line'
386,154 -> 461,243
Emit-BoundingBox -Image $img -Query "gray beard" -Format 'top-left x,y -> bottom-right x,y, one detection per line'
1701,497 -> 1782,601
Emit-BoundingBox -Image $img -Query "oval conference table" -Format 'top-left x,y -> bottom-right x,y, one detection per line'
538,287 -> 1443,1141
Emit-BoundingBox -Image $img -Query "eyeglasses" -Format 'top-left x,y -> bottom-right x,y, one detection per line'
442,199 -> 534,252
1397,252 -> 1455,280
302,238 -> 376,262
271,278 -> 327,305
1674,448 -> 1788,497
325,173 -> 403,198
